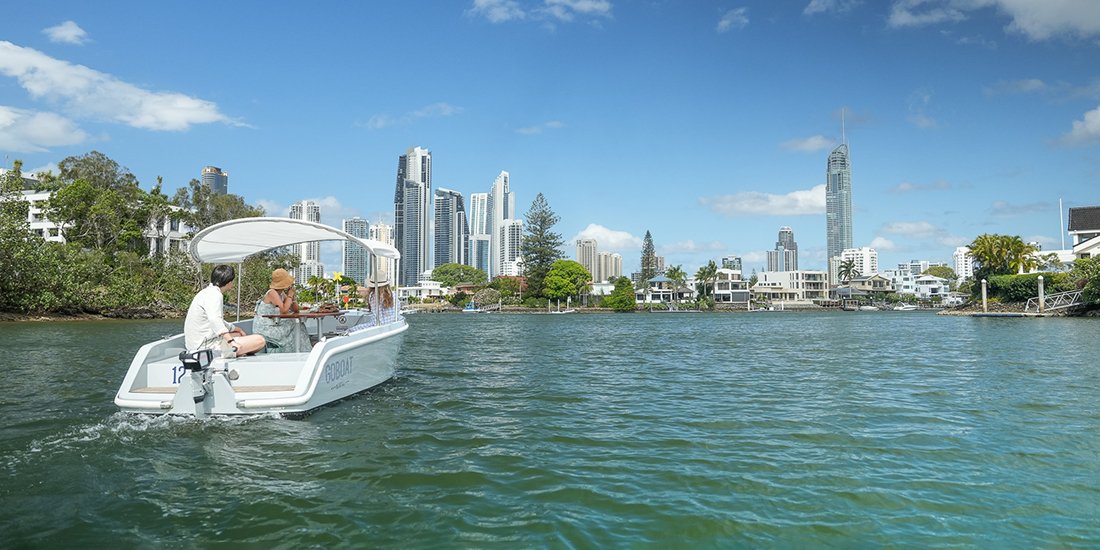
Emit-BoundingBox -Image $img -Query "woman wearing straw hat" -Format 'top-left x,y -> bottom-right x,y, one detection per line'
366,273 -> 396,326
252,268 -> 311,353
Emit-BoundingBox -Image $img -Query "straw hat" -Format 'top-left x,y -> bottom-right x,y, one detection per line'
367,274 -> 390,288
270,268 -> 294,290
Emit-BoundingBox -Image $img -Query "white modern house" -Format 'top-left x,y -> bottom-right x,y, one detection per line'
913,275 -> 950,300
713,268 -> 750,305
751,270 -> 829,304
1068,206 -> 1100,260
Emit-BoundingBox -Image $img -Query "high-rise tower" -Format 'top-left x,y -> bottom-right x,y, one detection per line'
767,226 -> 799,271
290,200 -> 324,280
394,146 -> 432,286
826,143 -> 853,265
201,166 -> 228,195
487,171 -> 514,279
576,239 -> 598,280
434,188 -> 469,268
342,217 -> 370,285
468,192 -> 491,274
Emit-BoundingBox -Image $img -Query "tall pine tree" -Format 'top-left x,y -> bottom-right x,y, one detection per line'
640,230 -> 656,286
520,193 -> 564,300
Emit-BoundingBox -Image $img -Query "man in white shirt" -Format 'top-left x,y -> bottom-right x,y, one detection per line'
184,265 -> 265,356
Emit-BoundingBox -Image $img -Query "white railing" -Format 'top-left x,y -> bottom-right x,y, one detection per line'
1025,290 -> 1084,312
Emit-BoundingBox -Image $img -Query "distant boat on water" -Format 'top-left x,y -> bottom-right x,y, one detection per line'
892,304 -> 918,311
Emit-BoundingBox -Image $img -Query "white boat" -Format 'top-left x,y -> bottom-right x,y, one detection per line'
892,304 -> 919,311
114,218 -> 408,417
858,305 -> 880,311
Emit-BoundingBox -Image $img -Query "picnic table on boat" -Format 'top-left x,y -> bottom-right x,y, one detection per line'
261,310 -> 345,352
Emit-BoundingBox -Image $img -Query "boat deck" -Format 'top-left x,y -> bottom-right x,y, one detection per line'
132,385 -> 296,394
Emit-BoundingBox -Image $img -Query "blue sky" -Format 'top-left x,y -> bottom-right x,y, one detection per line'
2,0 -> 1099,276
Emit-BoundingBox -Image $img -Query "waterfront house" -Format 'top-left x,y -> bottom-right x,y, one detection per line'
751,270 -> 829,304
848,273 -> 894,295
913,275 -> 949,300
1068,206 -> 1100,260
635,275 -> 692,304
713,268 -> 750,306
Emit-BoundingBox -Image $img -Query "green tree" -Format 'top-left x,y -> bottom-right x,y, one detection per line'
58,150 -> 139,190
520,193 -> 564,299
837,259 -> 860,283
543,259 -> 591,300
923,265 -> 957,281
473,288 -> 501,308
604,276 -> 637,312
640,230 -> 656,286
1071,257 -> 1100,304
694,260 -> 718,300
171,177 -> 265,231
968,234 -> 1039,281
665,264 -> 687,305
432,263 -> 487,287
490,276 -> 523,303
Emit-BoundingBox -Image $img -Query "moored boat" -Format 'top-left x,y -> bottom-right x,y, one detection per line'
114,217 -> 408,417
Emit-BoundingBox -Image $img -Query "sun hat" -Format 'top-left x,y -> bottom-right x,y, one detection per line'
367,274 -> 390,288
270,268 -> 294,290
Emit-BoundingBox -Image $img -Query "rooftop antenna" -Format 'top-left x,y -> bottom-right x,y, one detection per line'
841,107 -> 847,146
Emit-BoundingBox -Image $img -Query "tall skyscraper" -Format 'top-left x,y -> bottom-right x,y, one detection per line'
201,166 -> 228,195
394,146 -> 432,286
576,239 -> 598,280
826,143 -> 853,263
488,171 -> 515,279
468,192 -> 491,274
596,251 -> 623,282
841,246 -> 878,277
289,200 -> 324,280
767,226 -> 799,271
498,218 -> 524,276
721,255 -> 743,271
434,188 -> 469,268
369,221 -> 394,282
342,217 -> 370,285
954,246 -> 974,281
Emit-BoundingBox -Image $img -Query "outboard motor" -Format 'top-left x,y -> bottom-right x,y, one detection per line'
173,350 -> 214,414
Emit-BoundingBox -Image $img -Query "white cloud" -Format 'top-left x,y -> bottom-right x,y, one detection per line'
887,0 -> 1100,41
43,21 -> 88,45
0,105 -> 88,152
516,120 -> 565,135
717,8 -> 749,32
984,78 -> 1047,95
907,87 -> 938,129
991,0 -> 1100,40
781,134 -> 835,152
702,184 -> 826,217
660,240 -> 726,255
469,0 -> 526,23
869,236 -> 897,250
888,0 -> 967,28
803,0 -> 861,16
881,220 -> 941,238
545,0 -> 612,21
469,0 -> 612,24
27,162 -> 59,177
0,41 -> 234,132
990,200 -> 1051,217
365,102 -> 463,130
892,180 -> 952,192
1062,104 -> 1100,145
571,223 -> 641,252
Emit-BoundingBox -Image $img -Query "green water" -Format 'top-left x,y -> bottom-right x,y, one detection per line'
1,312 -> 1098,547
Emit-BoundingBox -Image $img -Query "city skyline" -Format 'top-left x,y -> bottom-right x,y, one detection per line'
3,2 -> 1099,276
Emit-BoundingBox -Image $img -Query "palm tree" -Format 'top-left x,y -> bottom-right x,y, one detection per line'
694,260 -> 718,307
968,234 -> 1039,278
666,264 -> 687,306
838,259 -> 860,284
1005,236 -> 1039,274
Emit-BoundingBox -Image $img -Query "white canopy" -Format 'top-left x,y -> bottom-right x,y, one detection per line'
189,217 -> 400,263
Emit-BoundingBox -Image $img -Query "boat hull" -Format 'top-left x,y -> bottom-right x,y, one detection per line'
115,319 -> 407,416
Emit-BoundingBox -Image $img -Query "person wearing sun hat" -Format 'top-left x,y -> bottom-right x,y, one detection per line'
366,272 -> 396,326
251,268 -> 311,353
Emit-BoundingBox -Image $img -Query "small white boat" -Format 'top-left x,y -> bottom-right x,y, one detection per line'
892,304 -> 918,311
858,305 -> 880,311
114,218 -> 408,417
